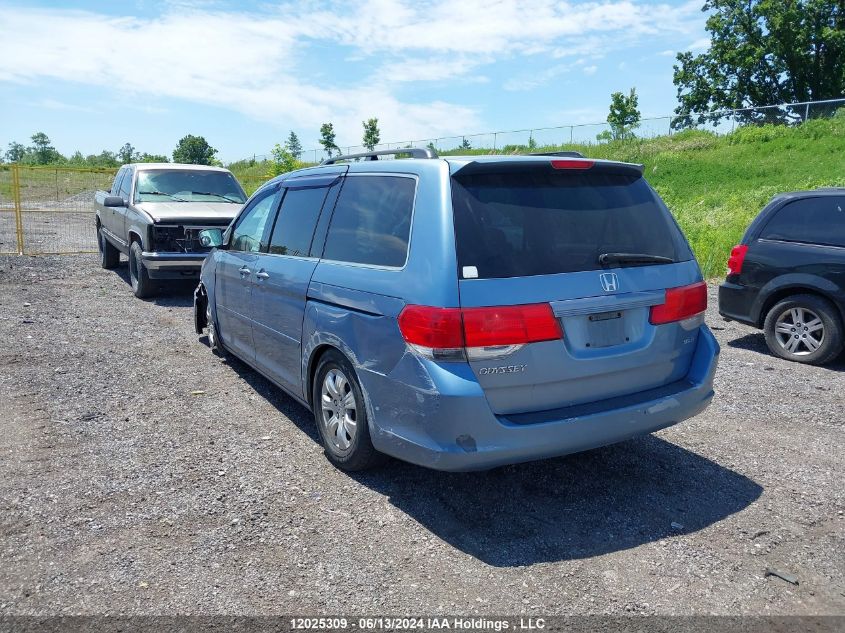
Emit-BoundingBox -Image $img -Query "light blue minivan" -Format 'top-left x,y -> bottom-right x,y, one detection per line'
194,149 -> 719,471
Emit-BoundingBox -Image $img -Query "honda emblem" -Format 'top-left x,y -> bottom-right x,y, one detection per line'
600,272 -> 619,292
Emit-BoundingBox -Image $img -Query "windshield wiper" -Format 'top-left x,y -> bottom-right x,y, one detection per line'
137,190 -> 189,202
190,191 -> 242,202
598,252 -> 675,265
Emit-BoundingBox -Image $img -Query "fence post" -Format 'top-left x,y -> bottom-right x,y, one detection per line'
805,102 -> 810,122
11,164 -> 24,255
493,133 -> 497,152
570,126 -> 573,144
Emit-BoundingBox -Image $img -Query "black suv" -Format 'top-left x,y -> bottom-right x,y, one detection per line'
718,189 -> 845,365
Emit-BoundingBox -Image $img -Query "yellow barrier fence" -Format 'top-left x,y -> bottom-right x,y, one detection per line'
0,165 -> 116,255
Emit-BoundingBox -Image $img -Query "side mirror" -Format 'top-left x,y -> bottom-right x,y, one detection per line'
104,196 -> 126,207
198,228 -> 224,248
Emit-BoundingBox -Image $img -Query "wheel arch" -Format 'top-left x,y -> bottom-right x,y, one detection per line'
754,276 -> 844,328
305,344 -> 343,409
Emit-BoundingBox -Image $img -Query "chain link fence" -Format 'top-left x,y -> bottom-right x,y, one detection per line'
1,98 -> 842,256
0,165 -> 114,255
241,98 -> 845,164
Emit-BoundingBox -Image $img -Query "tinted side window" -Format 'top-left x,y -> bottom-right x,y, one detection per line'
111,168 -> 126,195
119,169 -> 132,199
268,187 -> 329,257
322,176 -> 416,267
761,197 -> 845,248
231,188 -> 280,252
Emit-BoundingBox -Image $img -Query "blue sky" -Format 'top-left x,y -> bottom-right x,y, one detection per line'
0,0 -> 710,162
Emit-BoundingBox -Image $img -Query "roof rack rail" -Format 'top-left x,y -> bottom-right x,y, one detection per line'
530,150 -> 586,158
321,148 -> 438,165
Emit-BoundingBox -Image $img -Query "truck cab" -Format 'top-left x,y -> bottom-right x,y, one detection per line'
94,163 -> 247,298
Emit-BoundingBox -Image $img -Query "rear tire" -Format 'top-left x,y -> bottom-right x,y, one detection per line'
763,294 -> 843,365
312,350 -> 383,471
97,226 -> 119,269
129,241 -> 157,299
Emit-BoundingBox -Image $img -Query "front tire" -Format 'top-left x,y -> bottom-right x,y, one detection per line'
206,304 -> 226,357
129,241 -> 157,299
763,294 -> 843,365
312,350 -> 383,471
97,226 -> 119,269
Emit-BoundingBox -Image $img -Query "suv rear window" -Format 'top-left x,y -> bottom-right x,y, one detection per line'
451,169 -> 692,279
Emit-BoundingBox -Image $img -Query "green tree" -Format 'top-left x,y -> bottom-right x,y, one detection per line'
362,117 -> 380,151
285,131 -> 303,160
137,152 -> 169,163
118,142 -> 137,164
172,134 -> 218,165
672,0 -> 845,128
459,137 -> 471,150
269,144 -> 299,176
597,88 -> 641,141
30,132 -> 57,164
87,150 -> 120,168
319,123 -> 340,157
6,141 -> 25,163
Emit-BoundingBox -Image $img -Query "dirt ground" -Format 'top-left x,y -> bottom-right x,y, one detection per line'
0,254 -> 842,616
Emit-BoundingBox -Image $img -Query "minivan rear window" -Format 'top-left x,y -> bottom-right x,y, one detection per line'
451,169 -> 692,279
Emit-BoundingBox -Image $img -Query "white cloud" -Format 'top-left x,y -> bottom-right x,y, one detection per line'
0,1 -> 706,147
688,37 -> 711,51
658,49 -> 676,57
582,65 -> 598,76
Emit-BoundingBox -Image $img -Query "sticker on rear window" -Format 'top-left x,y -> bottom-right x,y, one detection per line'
462,266 -> 479,279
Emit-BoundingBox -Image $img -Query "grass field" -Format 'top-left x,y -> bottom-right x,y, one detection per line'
232,115 -> 845,278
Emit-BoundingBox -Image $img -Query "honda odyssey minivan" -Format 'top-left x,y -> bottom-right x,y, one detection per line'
194,149 -> 719,471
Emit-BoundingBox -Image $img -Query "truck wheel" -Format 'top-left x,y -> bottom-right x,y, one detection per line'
97,226 -> 119,269
764,294 -> 843,365
312,350 -> 384,471
129,241 -> 157,299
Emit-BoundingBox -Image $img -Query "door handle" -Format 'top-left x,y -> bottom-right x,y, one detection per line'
239,266 -> 251,276
255,270 -> 270,280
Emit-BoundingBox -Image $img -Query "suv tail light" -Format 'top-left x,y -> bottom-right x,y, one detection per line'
398,304 -> 562,361
649,281 -> 707,325
551,159 -> 594,170
727,244 -> 748,276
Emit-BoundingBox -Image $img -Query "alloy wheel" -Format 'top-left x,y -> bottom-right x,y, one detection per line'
773,306 -> 825,356
320,368 -> 358,452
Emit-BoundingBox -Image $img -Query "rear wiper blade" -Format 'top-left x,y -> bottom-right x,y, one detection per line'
599,252 -> 675,265
190,191 -> 241,202
137,190 -> 189,202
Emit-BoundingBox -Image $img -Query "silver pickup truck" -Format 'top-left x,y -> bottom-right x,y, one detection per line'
94,163 -> 247,298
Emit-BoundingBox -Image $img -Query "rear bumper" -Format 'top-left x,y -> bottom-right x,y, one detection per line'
141,251 -> 208,278
718,280 -> 758,327
362,326 -> 720,472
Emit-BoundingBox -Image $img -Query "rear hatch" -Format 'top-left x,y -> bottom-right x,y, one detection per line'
449,158 -> 703,416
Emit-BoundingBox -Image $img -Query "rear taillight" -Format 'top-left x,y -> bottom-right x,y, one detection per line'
649,281 -> 707,325
398,303 -> 562,361
727,244 -> 748,276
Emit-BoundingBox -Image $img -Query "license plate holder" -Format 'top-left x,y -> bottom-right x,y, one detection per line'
587,311 -> 626,348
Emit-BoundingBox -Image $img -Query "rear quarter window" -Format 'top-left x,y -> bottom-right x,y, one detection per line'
760,197 -> 845,248
322,175 -> 416,267
451,169 -> 692,279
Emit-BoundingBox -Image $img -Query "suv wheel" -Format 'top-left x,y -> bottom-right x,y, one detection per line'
764,294 -> 844,365
312,350 -> 383,471
128,241 -> 157,299
97,226 -> 119,269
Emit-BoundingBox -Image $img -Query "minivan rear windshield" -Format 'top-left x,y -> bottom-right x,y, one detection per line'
451,169 -> 692,279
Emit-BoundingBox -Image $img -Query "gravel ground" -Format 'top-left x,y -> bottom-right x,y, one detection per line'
0,254 -> 843,616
